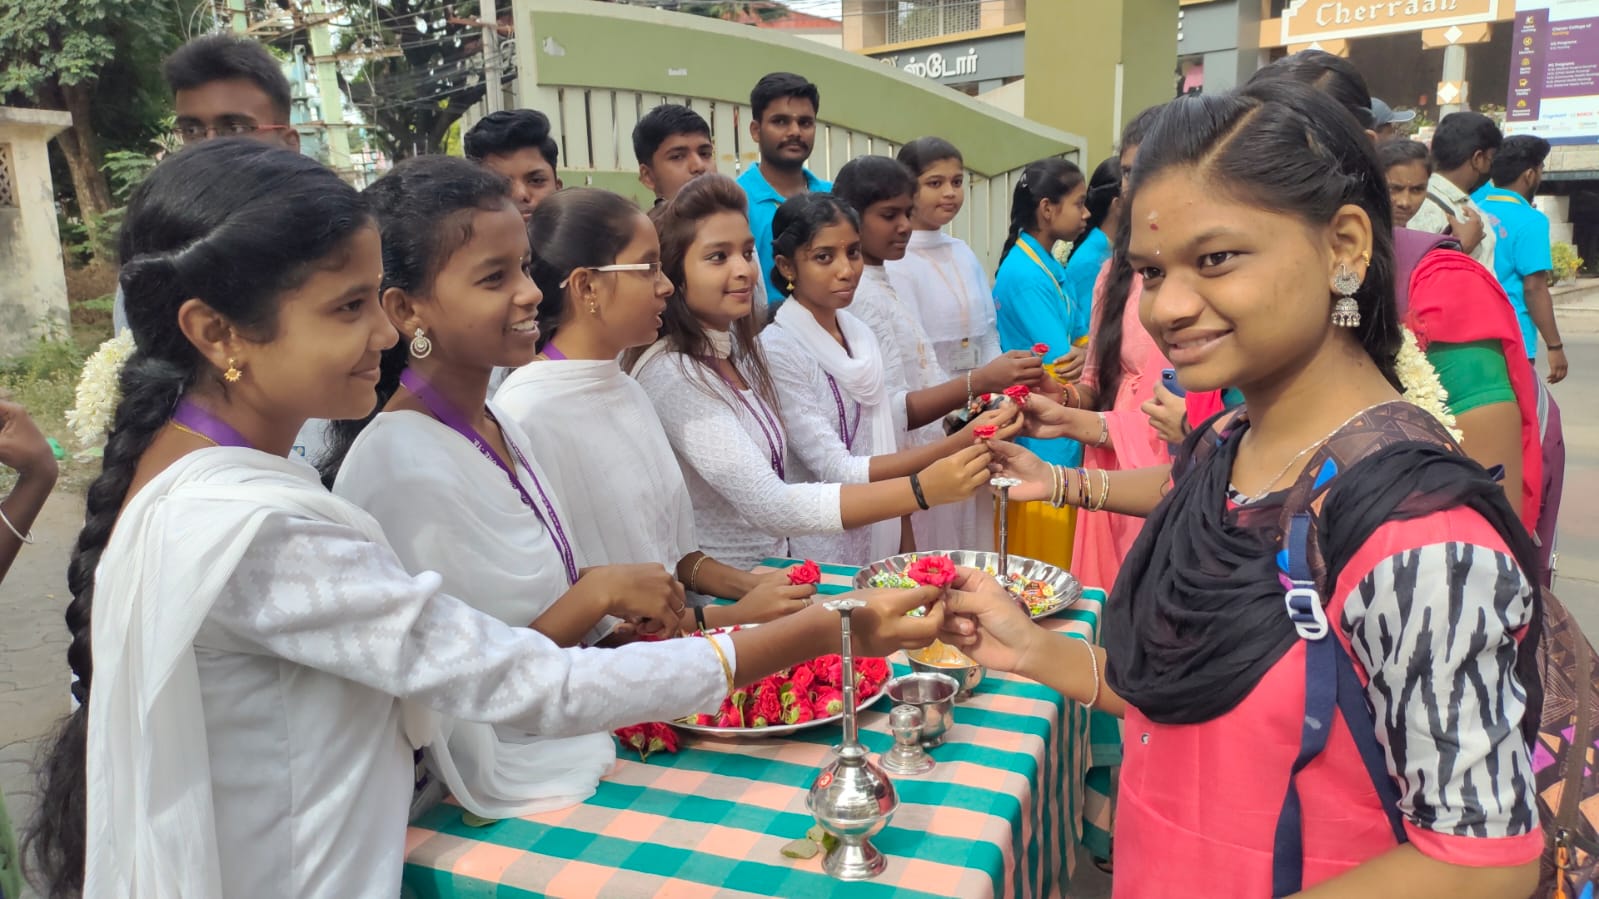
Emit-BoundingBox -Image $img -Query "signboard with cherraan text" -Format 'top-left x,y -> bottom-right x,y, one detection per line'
1281,0 -> 1502,44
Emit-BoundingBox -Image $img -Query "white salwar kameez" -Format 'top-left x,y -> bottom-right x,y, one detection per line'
762,302 -> 901,566
850,264 -> 991,553
88,446 -> 735,898
333,407 -> 619,819
495,359 -> 697,579
633,348 -> 842,571
886,229 -> 1002,376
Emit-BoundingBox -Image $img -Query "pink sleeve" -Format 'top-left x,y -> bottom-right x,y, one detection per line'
1079,260 -> 1114,392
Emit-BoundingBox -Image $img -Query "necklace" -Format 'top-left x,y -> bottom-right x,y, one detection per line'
1240,401 -> 1394,502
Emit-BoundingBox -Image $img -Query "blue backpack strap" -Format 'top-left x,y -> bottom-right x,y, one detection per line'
1270,512 -> 1408,897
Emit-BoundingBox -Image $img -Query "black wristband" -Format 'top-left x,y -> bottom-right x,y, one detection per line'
693,605 -> 707,633
909,473 -> 931,510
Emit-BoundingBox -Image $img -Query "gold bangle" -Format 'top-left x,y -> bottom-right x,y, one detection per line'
702,633 -> 735,694
1095,468 -> 1111,512
687,554 -> 709,594
1074,635 -> 1102,709
1094,412 -> 1109,448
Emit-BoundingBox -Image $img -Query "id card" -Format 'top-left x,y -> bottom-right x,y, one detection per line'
948,340 -> 980,372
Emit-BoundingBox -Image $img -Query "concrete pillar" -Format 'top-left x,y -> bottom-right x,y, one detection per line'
0,107 -> 74,357
1025,0 -> 1179,160
1439,43 -> 1468,116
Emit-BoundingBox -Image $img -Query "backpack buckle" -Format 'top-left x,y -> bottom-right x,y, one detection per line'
1284,584 -> 1328,640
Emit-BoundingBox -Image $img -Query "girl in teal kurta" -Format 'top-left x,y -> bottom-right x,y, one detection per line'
993,158 -> 1090,467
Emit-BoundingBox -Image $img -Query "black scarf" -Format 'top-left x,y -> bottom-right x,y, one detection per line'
1104,414 -> 1543,731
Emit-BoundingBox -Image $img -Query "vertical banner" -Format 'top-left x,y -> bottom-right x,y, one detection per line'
1506,1 -> 1599,144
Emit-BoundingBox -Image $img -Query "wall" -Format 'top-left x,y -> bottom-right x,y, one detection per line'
1026,0 -> 1180,160
0,108 -> 73,358
1178,0 -> 1266,93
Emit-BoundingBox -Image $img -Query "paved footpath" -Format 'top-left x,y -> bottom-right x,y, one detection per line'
2,323 -> 1595,897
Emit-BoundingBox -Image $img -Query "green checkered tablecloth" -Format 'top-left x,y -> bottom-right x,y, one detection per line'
402,558 -> 1116,899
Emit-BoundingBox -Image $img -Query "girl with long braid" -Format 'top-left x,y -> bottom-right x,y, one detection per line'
21,141 -> 947,899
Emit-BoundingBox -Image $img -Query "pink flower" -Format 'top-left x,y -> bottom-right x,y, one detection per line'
1032,343 -> 1049,356
813,687 -> 846,717
787,559 -> 822,586
973,424 -> 997,441
906,555 -> 957,588
1003,384 -> 1031,405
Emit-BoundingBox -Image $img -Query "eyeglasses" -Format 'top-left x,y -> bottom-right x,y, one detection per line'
175,121 -> 295,144
559,261 -> 664,288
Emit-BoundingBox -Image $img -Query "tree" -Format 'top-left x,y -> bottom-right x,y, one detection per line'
0,0 -> 160,217
335,0 -> 501,160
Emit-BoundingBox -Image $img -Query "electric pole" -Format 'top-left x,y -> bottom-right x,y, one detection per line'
481,0 -> 503,113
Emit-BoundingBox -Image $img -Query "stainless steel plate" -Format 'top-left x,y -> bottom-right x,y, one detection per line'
854,550 -> 1083,620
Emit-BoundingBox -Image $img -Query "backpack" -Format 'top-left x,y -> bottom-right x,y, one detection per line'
1183,402 -> 1599,898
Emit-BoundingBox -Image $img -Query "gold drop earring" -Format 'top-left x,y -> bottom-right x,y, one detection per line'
224,358 -> 243,383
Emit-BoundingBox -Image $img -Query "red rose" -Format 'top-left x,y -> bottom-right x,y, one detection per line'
813,687 -> 846,717
856,657 -> 889,683
751,683 -> 783,727
787,559 -> 822,586
693,713 -> 714,726
646,722 -> 680,754
615,724 -> 652,758
789,665 -> 816,697
811,654 -> 843,688
1003,384 -> 1031,405
978,393 -> 994,405
783,702 -> 817,725
973,424 -> 997,441
1032,343 -> 1050,356
906,554 -> 957,588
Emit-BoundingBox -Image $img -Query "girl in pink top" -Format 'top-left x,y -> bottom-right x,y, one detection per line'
956,82 -> 1542,898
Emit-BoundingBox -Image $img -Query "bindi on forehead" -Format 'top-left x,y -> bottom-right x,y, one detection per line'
1146,210 -> 1159,231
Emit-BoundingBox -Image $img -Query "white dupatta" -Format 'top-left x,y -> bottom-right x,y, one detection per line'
85,448 -> 437,899
772,301 -> 902,561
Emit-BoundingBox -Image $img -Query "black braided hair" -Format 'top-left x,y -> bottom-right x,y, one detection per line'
999,158 -> 1083,264
23,138 -> 370,899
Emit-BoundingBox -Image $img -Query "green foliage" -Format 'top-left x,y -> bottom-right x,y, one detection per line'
0,0 -> 124,93
0,337 -> 95,489
1552,242 -> 1583,285
101,149 -> 157,203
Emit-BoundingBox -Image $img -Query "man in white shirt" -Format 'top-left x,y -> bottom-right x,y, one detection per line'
1406,111 -> 1499,270
112,35 -> 331,465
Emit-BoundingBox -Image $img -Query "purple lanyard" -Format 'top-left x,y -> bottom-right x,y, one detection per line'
398,368 -> 578,584
700,358 -> 785,479
172,398 -> 254,448
541,343 -> 567,360
824,374 -> 861,450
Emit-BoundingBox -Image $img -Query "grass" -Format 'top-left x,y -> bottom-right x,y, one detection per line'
1,310 -> 114,495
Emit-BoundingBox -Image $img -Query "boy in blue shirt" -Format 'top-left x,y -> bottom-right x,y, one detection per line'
736,73 -> 831,306
1473,134 -> 1568,383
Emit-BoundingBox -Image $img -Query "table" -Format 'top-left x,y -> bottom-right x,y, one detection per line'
403,559 -> 1115,899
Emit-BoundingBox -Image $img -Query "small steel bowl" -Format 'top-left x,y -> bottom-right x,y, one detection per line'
905,651 -> 985,702
885,672 -> 959,748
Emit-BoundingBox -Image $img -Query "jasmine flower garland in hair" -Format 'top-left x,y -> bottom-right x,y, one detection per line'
1395,326 -> 1462,442
66,330 -> 136,448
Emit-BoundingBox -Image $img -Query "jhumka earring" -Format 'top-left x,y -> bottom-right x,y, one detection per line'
1331,264 -> 1362,328
410,327 -> 433,359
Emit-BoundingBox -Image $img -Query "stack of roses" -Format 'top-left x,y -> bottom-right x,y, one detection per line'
687,654 -> 891,730
613,722 -> 680,760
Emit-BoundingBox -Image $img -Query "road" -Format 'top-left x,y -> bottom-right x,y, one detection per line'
0,328 -> 1595,897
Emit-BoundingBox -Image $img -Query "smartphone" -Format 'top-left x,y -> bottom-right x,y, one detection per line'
1161,368 -> 1186,398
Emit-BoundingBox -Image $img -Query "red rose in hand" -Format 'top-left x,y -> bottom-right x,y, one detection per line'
813,687 -> 846,717
1003,384 -> 1031,405
787,559 -> 822,586
1032,343 -> 1050,356
973,424 -> 997,441
906,554 -> 957,588
978,393 -> 994,405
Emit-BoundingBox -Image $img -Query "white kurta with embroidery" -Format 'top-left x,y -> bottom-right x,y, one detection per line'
761,302 -> 902,567
86,447 -> 735,899
495,358 -> 706,602
848,264 -> 990,552
886,229 -> 1002,376
333,406 -> 622,819
633,349 -> 842,571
